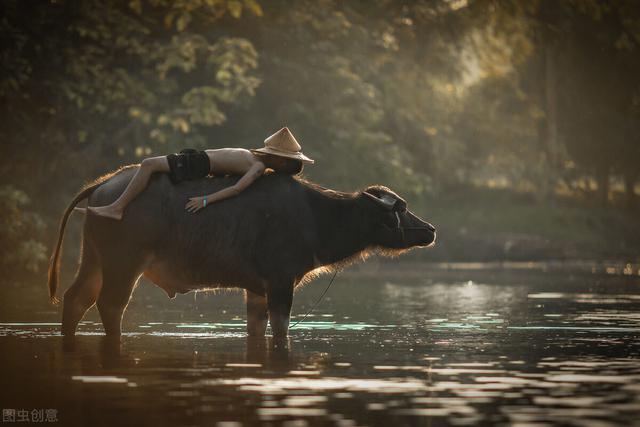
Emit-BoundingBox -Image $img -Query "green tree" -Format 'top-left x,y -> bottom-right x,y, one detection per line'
0,0 -> 262,212
0,186 -> 47,280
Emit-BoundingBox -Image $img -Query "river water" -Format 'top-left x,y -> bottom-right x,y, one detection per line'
1,266 -> 639,426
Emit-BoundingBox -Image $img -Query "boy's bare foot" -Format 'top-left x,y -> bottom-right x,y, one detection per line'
87,205 -> 124,220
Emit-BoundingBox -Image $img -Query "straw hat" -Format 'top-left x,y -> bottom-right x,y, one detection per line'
251,127 -> 315,164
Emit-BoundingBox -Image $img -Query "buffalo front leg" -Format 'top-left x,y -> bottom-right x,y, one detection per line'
266,282 -> 294,339
246,290 -> 268,337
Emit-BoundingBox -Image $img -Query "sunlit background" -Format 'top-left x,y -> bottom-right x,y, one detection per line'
1,2 -> 640,425
2,0 -> 639,287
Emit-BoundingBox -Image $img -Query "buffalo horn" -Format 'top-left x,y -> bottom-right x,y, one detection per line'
363,191 -> 396,210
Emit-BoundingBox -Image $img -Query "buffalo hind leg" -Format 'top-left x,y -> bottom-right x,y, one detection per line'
62,237 -> 102,336
266,282 -> 294,339
96,261 -> 143,336
246,290 -> 268,337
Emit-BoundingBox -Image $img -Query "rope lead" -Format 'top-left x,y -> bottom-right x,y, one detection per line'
289,270 -> 339,330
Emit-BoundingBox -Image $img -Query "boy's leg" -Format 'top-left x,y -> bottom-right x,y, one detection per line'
89,156 -> 170,220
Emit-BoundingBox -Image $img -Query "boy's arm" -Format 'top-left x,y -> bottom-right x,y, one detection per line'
185,162 -> 265,212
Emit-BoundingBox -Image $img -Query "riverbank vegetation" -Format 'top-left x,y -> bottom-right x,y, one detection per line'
1,0 -> 639,280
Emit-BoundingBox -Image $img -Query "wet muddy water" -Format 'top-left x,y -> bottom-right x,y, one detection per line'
1,267 -> 640,426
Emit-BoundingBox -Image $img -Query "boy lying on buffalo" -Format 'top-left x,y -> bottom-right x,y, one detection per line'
87,127 -> 314,220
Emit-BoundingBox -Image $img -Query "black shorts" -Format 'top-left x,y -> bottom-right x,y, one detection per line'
166,149 -> 211,184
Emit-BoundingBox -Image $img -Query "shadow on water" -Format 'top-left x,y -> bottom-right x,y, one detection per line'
1,265 -> 640,426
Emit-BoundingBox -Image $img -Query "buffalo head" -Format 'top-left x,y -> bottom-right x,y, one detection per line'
361,186 -> 436,250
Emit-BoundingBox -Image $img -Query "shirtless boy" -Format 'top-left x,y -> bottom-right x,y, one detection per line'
88,127 -> 314,220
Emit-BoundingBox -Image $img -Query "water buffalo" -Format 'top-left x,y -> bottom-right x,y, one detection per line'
48,167 -> 436,338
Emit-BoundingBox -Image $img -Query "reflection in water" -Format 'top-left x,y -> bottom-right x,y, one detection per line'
72,376 -> 130,384
1,272 -> 640,426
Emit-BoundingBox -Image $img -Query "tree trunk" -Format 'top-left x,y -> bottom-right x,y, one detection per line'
596,165 -> 610,206
535,35 -> 559,202
544,45 -> 559,176
536,0 -> 560,203
623,171 -> 637,210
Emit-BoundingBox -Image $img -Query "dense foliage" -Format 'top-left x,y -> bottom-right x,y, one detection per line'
1,0 -> 639,275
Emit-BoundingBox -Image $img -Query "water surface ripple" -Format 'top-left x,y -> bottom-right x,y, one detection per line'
1,270 -> 639,426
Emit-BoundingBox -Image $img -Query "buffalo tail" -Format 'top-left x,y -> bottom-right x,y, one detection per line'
47,183 -> 100,304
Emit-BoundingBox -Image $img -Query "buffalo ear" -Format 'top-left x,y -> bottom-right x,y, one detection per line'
363,191 -> 396,210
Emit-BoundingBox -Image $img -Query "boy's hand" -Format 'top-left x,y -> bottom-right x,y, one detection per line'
185,197 -> 207,213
